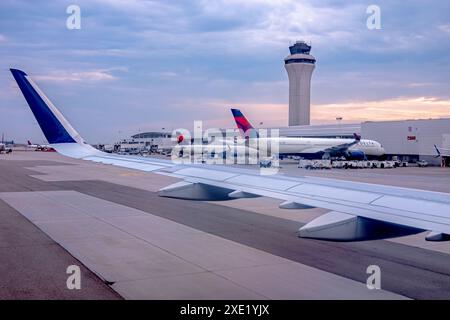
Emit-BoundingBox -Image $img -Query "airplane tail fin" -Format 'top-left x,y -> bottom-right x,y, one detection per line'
230,108 -> 259,138
353,133 -> 361,141
27,140 -> 31,145
434,144 -> 441,158
10,69 -> 98,158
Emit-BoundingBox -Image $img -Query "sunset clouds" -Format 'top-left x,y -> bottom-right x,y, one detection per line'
1,1 -> 450,143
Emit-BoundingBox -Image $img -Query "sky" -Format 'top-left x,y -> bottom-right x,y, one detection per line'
1,0 -> 450,144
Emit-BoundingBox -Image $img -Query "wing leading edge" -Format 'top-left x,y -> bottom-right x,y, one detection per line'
11,68 -> 450,242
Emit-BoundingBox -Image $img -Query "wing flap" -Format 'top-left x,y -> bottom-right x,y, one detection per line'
372,196 -> 450,219
226,174 -> 300,191
83,156 -> 165,172
171,167 -> 238,181
288,184 -> 381,204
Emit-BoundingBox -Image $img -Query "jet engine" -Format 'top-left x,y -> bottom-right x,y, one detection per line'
345,150 -> 366,160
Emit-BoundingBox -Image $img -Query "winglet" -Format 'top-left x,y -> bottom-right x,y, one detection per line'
10,69 -> 99,159
10,68 -> 81,145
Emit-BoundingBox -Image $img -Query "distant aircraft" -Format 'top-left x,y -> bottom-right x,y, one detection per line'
0,142 -> 12,154
27,140 -> 55,152
173,128 -> 260,162
10,68 -> 450,242
175,142 -> 259,162
230,109 -> 386,160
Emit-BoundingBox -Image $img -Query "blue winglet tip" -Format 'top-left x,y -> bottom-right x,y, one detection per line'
10,68 -> 27,78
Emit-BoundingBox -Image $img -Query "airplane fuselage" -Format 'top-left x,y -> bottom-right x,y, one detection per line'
222,136 -> 385,159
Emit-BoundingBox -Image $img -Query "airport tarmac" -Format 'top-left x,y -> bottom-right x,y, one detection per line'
1,151 -> 449,299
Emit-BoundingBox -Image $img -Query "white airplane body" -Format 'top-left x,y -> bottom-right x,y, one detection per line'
230,109 -> 385,160
10,68 -> 450,242
220,136 -> 385,159
177,143 -> 257,156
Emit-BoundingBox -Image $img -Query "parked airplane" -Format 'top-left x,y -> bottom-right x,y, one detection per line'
10,68 -> 450,242
231,109 -> 386,160
27,140 -> 37,148
175,142 -> 259,163
174,133 -> 261,162
1,133 -> 9,152
0,142 -> 12,154
27,140 -> 55,151
27,140 -> 52,151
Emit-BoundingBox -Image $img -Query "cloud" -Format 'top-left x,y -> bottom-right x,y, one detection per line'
2,0 -> 450,143
438,24 -> 450,34
311,97 -> 450,123
130,0 -> 364,56
68,49 -> 134,57
34,69 -> 122,82
192,96 -> 450,128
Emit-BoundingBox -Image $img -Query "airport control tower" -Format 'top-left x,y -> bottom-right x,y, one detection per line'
284,41 -> 316,126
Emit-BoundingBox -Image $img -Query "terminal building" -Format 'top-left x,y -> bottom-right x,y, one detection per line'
362,119 -> 450,165
276,118 -> 450,165
128,131 -> 173,152
110,132 -> 173,154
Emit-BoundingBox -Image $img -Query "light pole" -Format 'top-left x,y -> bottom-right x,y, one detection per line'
138,128 -> 143,154
336,117 -> 343,138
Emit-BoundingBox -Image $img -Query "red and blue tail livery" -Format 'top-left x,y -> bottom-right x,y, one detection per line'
230,108 -> 258,138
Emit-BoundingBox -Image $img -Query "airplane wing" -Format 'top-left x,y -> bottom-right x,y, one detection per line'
322,133 -> 361,155
10,68 -> 450,242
